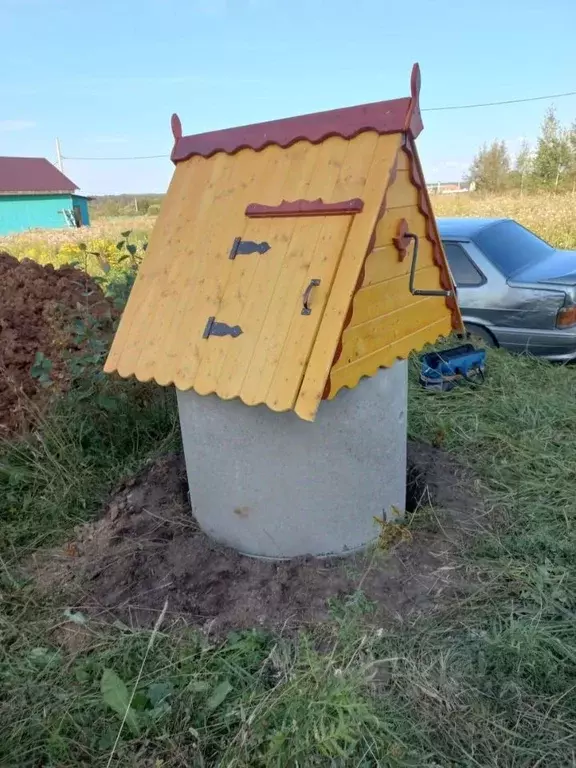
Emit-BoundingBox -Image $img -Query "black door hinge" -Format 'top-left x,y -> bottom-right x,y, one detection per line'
203,316 -> 243,339
229,236 -> 271,260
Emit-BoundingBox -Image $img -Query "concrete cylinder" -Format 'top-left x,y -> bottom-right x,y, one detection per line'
177,361 -> 408,559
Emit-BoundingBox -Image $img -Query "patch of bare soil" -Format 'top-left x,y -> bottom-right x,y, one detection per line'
0,252 -> 115,435
32,441 -> 487,635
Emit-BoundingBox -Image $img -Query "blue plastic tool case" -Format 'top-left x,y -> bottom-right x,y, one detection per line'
420,343 -> 486,391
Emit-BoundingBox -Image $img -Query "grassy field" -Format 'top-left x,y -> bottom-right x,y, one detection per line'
0,216 -> 155,274
434,191 -> 576,249
1,192 -> 576,765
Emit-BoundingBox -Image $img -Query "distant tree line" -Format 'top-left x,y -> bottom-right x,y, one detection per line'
467,107 -> 576,193
89,194 -> 164,218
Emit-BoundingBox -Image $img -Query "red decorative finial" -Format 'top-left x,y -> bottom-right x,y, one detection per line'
405,63 -> 423,138
410,63 -> 421,105
171,113 -> 182,141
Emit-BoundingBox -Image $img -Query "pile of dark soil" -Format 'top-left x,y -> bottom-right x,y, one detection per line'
0,252 -> 114,434
34,441 -> 486,635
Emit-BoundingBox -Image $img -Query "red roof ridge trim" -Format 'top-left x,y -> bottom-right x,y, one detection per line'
245,198 -> 364,218
171,63 -> 422,163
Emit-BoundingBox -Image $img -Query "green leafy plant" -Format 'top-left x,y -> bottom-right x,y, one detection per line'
101,668 -> 141,736
105,230 -> 148,308
115,230 -> 147,271
30,351 -> 53,387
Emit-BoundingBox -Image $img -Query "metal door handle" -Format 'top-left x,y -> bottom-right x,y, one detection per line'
302,279 -> 321,315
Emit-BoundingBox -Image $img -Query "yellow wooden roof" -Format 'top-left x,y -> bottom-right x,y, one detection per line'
105,132 -> 403,418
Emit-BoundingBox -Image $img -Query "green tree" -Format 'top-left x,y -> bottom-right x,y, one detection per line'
532,107 -> 571,188
567,120 -> 576,192
509,140 -> 534,192
515,140 -> 533,176
467,140 -> 511,192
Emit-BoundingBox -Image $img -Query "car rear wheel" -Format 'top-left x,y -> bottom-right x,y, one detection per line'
465,324 -> 497,348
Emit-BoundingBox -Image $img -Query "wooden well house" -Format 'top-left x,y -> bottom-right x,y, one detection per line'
105,63 -> 460,421
105,64 -> 462,559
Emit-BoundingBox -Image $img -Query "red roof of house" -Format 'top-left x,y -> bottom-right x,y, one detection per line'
171,63 -> 423,163
0,156 -> 78,194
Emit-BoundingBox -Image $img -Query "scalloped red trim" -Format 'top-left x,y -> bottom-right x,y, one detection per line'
245,198 -> 364,218
171,64 -> 422,163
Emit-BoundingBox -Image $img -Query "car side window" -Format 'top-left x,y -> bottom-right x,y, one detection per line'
443,242 -> 485,287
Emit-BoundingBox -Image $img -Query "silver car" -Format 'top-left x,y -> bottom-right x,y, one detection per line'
437,217 -> 576,361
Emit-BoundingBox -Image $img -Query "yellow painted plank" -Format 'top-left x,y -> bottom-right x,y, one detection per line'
266,132 -> 382,412
189,144 -> 299,395
139,157 -> 232,380
106,156 -> 219,378
109,154 -> 231,380
293,132 -> 402,421
105,159 -> 194,374
335,297 -> 448,369
168,145 -> 287,390
160,146 -> 280,389
384,170 -> 419,209
220,138 -> 346,404
362,234 -> 438,286
234,215 -> 326,405
131,151 -> 243,385
264,219 -> 352,411
349,265 -> 446,327
327,316 -> 453,398
239,134 -> 374,408
407,136 -> 463,331
201,140 -> 325,400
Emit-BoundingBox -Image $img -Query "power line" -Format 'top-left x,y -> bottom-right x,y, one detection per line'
61,88 -> 576,161
62,153 -> 169,160
422,90 -> 576,111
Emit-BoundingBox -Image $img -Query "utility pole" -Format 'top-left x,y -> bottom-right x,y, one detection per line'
55,138 -> 64,172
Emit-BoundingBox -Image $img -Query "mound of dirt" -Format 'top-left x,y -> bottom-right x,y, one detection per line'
33,441 -> 487,635
0,252 -> 114,434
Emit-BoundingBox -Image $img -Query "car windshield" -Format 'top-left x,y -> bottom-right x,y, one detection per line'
473,220 -> 554,278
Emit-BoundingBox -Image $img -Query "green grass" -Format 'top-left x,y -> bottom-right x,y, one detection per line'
1,349 -> 576,766
433,191 -> 576,249
0,377 -> 177,555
